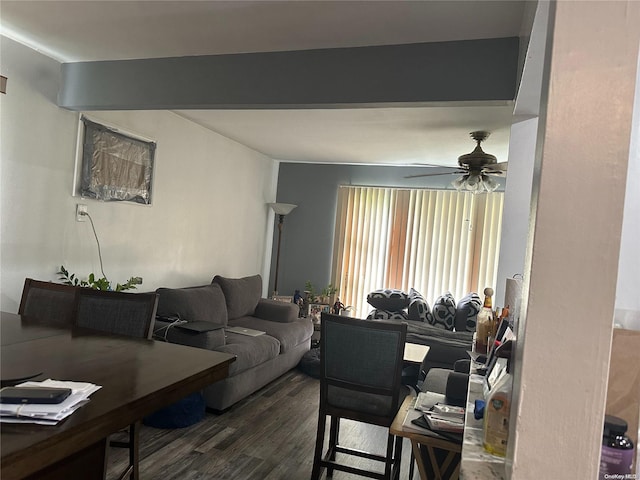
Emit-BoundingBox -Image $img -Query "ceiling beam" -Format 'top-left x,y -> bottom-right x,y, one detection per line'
59,37 -> 519,111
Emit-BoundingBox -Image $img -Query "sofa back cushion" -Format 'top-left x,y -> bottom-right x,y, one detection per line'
430,292 -> 457,331
212,274 -> 262,320
156,283 -> 228,326
407,288 -> 432,323
454,292 -> 482,332
366,288 -> 409,311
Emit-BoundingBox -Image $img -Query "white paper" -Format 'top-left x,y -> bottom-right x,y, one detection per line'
0,379 -> 101,425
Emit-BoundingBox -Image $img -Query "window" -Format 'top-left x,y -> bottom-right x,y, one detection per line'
331,186 -> 503,317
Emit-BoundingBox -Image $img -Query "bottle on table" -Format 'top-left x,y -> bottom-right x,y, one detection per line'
474,287 -> 494,355
599,415 -> 634,478
483,340 -> 513,457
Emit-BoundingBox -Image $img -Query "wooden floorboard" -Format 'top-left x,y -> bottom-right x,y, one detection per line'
107,368 -> 416,480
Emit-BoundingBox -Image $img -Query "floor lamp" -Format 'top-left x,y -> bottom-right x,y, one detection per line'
269,203 -> 297,297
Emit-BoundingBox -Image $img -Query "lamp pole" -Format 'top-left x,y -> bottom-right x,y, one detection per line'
268,203 -> 297,297
273,214 -> 285,295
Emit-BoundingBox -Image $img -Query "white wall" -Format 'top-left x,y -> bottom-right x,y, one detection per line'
0,36 -> 278,311
494,118 -> 537,308
493,0 -> 547,310
614,50 -> 640,330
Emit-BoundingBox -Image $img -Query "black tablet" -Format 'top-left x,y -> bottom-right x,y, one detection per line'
0,386 -> 72,404
175,321 -> 225,333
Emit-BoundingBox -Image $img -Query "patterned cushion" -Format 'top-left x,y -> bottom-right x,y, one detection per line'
455,292 -> 482,332
407,288 -> 432,323
367,309 -> 409,321
430,292 -> 457,330
366,289 -> 409,311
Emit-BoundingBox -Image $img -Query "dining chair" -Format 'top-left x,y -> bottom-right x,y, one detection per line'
73,288 -> 159,480
311,313 -> 408,480
18,278 -> 79,326
74,288 -> 158,339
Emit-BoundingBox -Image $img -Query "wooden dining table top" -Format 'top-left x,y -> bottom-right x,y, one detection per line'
0,311 -> 236,480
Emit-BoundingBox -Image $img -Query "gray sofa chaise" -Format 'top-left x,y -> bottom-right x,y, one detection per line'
153,274 -> 313,411
404,320 -> 473,372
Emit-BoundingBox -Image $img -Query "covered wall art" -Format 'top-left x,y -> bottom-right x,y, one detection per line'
79,117 -> 156,205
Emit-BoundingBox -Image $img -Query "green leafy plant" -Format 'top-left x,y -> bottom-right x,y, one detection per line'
321,283 -> 339,298
57,265 -> 142,292
304,280 -> 339,303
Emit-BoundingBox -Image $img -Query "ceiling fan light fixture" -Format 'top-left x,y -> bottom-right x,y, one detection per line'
452,172 -> 498,194
451,175 -> 467,191
481,174 -> 499,192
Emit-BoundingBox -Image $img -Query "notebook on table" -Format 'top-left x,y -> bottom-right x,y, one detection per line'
225,326 -> 266,337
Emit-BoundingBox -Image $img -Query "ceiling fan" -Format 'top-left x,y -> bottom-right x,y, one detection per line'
407,131 -> 507,193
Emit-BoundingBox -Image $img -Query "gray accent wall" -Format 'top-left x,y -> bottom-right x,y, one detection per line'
269,162 -> 505,297
59,38 -> 519,110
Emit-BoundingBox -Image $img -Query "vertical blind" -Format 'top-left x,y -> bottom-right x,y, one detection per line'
331,186 -> 504,318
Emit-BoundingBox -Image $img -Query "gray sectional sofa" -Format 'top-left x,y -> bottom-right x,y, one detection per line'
153,274 -> 313,411
402,319 -> 473,372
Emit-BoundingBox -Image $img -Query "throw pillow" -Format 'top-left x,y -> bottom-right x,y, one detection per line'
366,289 -> 409,311
430,292 -> 457,330
454,292 -> 482,332
407,288 -> 432,323
366,309 -> 409,321
212,274 -> 262,320
155,283 -> 228,326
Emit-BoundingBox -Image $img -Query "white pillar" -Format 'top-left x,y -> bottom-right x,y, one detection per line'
509,1 -> 640,478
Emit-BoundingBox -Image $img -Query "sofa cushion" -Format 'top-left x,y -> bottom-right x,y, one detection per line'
228,316 -> 313,353
367,309 -> 409,321
212,274 -> 262,320
366,289 -> 409,311
407,288 -> 432,323
156,283 -> 228,326
254,298 -> 299,323
455,292 -> 482,332
216,332 -> 280,376
430,292 -> 457,331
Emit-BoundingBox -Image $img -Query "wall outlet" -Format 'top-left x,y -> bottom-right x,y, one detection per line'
76,204 -> 88,222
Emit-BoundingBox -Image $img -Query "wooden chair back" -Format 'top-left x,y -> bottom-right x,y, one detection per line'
18,278 -> 78,326
74,289 -> 158,339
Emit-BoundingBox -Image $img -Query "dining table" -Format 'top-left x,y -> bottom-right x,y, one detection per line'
0,311 -> 236,480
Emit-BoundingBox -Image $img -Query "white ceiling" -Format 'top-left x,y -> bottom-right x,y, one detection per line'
0,1 -> 528,166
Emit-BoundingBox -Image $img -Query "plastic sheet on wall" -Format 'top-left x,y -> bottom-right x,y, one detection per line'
80,117 -> 156,204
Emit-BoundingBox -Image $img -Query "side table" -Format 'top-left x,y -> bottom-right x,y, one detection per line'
390,395 -> 462,480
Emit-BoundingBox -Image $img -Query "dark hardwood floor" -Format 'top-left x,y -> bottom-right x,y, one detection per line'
107,368 -> 416,480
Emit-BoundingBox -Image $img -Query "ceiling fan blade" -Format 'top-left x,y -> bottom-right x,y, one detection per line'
410,163 -> 461,169
489,161 -> 508,171
483,161 -> 508,176
405,170 -> 465,179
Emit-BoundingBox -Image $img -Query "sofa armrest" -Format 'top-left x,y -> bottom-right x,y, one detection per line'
454,359 -> 471,373
445,372 -> 469,407
254,299 -> 299,323
153,319 -> 226,349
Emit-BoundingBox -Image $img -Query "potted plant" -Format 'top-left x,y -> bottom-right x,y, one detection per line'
57,265 -> 142,292
304,281 -> 339,304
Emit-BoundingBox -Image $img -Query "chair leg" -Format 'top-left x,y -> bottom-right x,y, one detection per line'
130,422 -> 140,480
311,412 -> 327,480
383,432 -> 395,480
393,434 -> 403,480
327,416 -> 339,477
